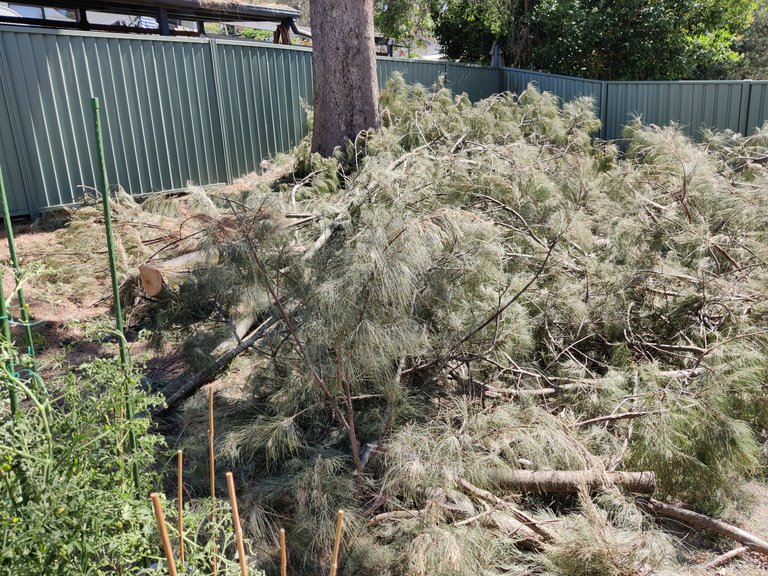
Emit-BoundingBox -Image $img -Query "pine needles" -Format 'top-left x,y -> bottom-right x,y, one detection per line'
127,74 -> 768,575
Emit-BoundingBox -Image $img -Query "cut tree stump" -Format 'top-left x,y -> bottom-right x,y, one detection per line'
488,469 -> 656,495
139,250 -> 211,296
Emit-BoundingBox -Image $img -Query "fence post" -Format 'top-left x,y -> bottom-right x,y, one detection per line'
740,80 -> 753,136
208,38 -> 233,184
599,81 -> 609,140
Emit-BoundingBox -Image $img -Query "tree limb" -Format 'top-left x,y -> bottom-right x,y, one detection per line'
156,315 -> 281,414
488,469 -> 656,495
640,498 -> 768,557
703,546 -> 751,569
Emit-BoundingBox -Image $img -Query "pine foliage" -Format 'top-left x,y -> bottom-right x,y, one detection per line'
106,75 -> 768,574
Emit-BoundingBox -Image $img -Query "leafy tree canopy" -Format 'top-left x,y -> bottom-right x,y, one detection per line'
380,0 -> 757,80
739,1 -> 768,78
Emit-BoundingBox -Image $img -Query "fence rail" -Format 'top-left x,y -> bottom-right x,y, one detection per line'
2,25 -> 768,217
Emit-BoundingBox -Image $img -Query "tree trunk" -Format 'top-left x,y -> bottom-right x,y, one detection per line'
488,469 -> 656,495
310,0 -> 379,156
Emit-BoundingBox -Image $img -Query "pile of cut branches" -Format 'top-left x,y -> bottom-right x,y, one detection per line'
136,76 -> 768,575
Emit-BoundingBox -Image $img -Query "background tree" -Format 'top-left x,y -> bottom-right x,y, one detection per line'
310,0 -> 380,156
739,1 -> 768,78
425,0 -> 755,80
373,0 -> 438,45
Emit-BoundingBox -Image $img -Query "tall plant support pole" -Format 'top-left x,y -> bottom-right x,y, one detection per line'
91,97 -> 140,495
329,510 -> 344,576
0,261 -> 18,415
91,98 -> 127,364
0,166 -> 35,362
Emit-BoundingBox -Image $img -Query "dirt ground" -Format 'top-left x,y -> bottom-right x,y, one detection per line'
0,221 -> 114,371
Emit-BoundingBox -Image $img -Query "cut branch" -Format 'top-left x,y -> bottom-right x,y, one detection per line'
139,250 -> 211,296
488,469 -> 656,495
641,498 -> 768,557
368,510 -> 425,526
703,546 -> 751,569
574,411 -> 658,428
459,478 -> 557,542
157,315 -> 281,413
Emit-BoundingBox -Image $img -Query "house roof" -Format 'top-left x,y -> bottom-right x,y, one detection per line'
3,1 -> 299,23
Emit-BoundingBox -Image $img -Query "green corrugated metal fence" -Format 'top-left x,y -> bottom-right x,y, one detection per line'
602,80 -> 751,140
2,24 -> 768,217
0,26 -> 502,216
503,68 -> 768,141
214,41 -> 313,179
1,28 -> 228,214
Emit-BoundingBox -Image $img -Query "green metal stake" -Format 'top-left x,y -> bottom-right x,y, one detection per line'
0,165 -> 36,364
0,261 -> 18,416
91,97 -> 140,494
92,98 -> 127,365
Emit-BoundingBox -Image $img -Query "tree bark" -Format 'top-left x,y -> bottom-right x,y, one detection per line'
310,0 -> 379,156
488,469 -> 656,495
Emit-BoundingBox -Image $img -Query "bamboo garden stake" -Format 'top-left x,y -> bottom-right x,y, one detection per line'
177,449 -> 184,565
226,472 -> 249,576
329,510 -> 344,576
209,385 -> 217,576
150,493 -> 179,576
280,528 -> 287,576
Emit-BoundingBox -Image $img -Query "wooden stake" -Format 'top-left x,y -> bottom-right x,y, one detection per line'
209,386 -> 217,576
226,472 -> 249,576
150,493 -> 179,576
329,510 -> 344,576
280,528 -> 287,576
177,449 -> 184,565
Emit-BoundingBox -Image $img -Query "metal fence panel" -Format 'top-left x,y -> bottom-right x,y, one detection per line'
603,81 -> 750,140
503,68 -> 605,107
746,82 -> 768,134
446,63 -> 502,102
0,50 -> 31,215
215,40 -> 313,177
0,25 -> 227,210
377,58 -> 447,92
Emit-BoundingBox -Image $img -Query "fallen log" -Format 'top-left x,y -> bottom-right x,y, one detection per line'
640,498 -> 768,557
488,469 -> 656,495
156,315 -> 280,414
